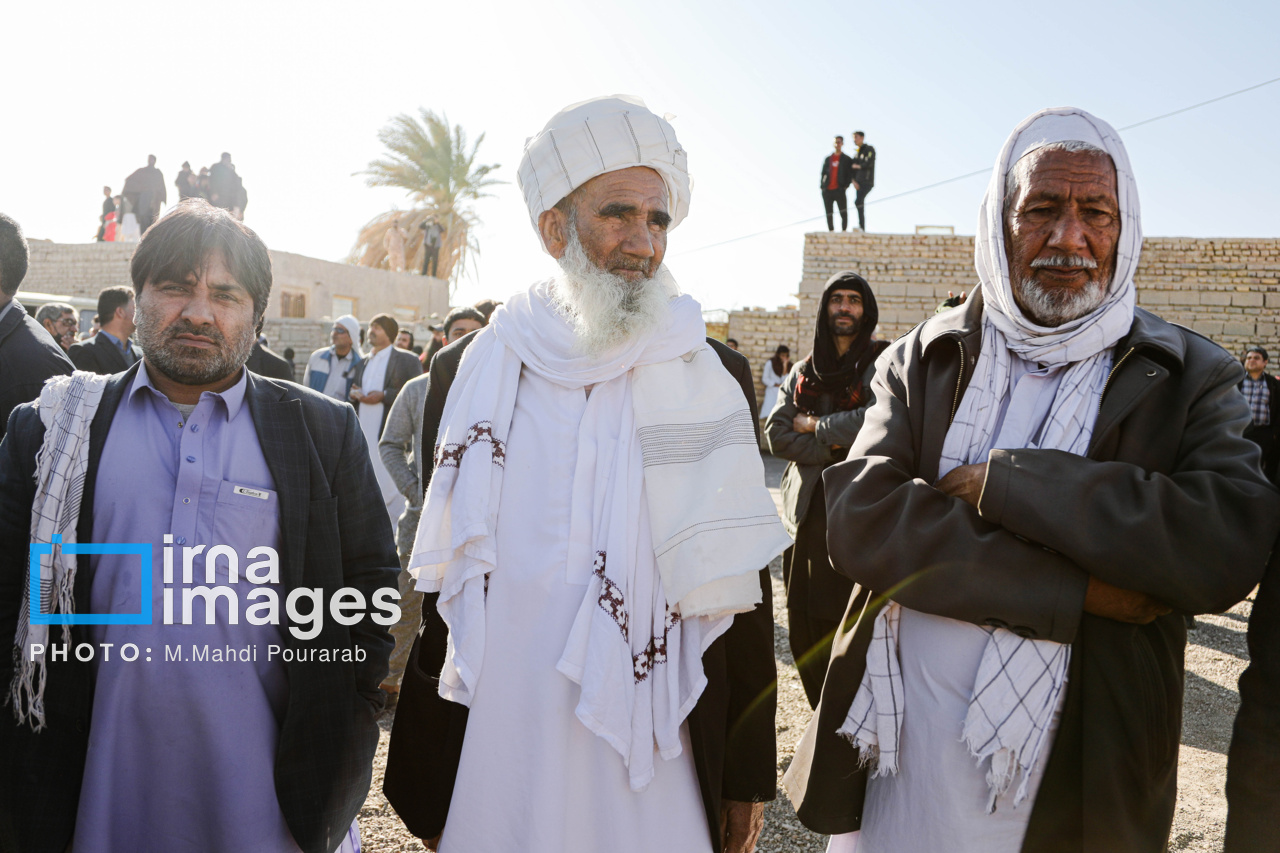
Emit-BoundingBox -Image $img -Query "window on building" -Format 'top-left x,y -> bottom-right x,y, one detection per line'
332,296 -> 356,318
281,292 -> 307,318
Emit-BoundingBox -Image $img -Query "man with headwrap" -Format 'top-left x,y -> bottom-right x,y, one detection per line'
782,107 -> 1280,852
384,95 -> 789,853
765,272 -> 887,708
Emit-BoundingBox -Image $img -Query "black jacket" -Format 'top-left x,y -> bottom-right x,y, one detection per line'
0,366 -> 399,853
819,152 -> 855,191
67,332 -> 142,375
246,341 -> 296,382
1226,549 -> 1280,852
0,299 -> 73,442
384,334 -> 778,852
850,143 -> 875,189
784,290 -> 1280,852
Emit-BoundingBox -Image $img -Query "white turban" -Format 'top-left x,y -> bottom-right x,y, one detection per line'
517,94 -> 691,238
975,105 -> 1142,348
333,314 -> 361,343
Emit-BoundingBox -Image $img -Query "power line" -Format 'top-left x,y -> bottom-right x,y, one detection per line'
675,74 -> 1280,257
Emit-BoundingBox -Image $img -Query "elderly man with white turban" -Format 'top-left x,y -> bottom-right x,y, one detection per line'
782,107 -> 1280,853
383,95 -> 790,853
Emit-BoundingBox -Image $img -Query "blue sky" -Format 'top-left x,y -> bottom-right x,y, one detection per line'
4,0 -> 1277,317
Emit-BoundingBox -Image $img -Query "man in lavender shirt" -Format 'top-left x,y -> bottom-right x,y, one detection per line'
0,199 -> 400,853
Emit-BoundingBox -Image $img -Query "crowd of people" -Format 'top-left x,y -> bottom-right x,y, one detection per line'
96,153 -> 249,243
0,97 -> 1276,853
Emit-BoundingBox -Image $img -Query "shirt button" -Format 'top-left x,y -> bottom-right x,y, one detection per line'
190,424 -> 200,432
176,536 -> 187,545
177,422 -> 184,429
183,498 -> 191,505
186,456 -> 196,463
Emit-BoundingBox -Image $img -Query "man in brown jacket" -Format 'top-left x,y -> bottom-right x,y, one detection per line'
784,108 -> 1280,853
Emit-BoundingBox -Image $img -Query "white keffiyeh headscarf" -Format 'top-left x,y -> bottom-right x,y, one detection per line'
410,277 -> 790,791
840,107 -> 1142,809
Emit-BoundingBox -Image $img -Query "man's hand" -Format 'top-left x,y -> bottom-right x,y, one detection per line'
1084,576 -> 1172,624
721,800 -> 764,853
935,462 -> 987,508
793,413 -> 819,434
362,390 -> 385,405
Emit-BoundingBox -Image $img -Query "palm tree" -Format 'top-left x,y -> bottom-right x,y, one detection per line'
349,109 -> 501,288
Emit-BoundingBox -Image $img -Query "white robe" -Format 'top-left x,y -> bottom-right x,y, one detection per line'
357,346 -> 406,527
439,368 -> 711,853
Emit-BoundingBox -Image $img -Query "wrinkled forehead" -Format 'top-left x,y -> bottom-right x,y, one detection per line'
1007,146 -> 1118,203
574,166 -> 669,212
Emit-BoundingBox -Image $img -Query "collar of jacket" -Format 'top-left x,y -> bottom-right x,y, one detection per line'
0,297 -> 26,346
918,284 -> 1187,369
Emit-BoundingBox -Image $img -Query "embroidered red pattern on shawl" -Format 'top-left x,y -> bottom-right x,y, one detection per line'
434,420 -> 507,470
592,551 -> 681,683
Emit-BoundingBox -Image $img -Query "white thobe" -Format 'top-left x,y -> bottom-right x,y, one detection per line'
357,345 -> 406,527
439,369 -> 711,853
851,354 -> 1070,853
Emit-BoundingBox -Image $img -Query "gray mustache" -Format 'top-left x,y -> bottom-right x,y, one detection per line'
1030,255 -> 1098,270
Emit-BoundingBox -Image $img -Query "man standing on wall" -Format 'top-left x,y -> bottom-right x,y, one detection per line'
849,131 -> 875,232
820,136 -> 855,232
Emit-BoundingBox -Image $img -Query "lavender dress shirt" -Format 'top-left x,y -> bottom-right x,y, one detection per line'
72,362 -> 298,853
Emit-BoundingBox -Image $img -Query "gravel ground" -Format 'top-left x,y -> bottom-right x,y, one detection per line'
353,453 -> 1251,852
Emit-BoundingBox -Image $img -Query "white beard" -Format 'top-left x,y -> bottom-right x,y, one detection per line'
1014,276 -> 1108,327
551,225 -> 679,357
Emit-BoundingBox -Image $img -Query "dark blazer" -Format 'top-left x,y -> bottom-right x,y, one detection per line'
1226,549 -> 1280,852
819,152 -> 855,191
67,332 -> 142,375
384,333 -> 778,852
0,299 -> 73,442
246,341 -> 296,382
0,365 -> 400,853
783,290 -> 1280,851
850,143 -> 875,189
351,347 -> 423,436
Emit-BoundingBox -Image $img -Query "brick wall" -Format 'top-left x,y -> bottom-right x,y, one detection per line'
730,231 -> 1280,411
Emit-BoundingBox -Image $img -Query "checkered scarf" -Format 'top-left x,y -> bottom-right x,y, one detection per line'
839,107 -> 1141,811
9,371 -> 109,730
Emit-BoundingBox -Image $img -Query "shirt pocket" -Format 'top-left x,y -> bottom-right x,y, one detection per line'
210,479 -> 282,581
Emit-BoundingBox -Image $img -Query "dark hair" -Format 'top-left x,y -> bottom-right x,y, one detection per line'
834,136 -> 844,142
283,347 -> 295,360
726,338 -> 739,347
369,313 -> 399,341
0,213 -> 30,296
473,298 -> 501,320
97,286 -> 134,325
130,199 -> 272,324
397,330 -> 415,349
1246,346 -> 1269,362
444,306 -> 487,338
770,344 -> 790,375
853,130 -> 865,137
